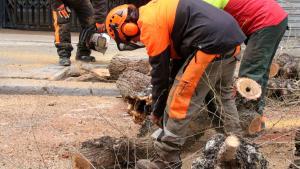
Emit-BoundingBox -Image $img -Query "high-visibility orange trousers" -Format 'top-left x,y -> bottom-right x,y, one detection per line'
154,48 -> 242,149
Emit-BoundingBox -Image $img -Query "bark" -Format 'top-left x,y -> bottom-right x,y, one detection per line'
108,54 -> 151,80
72,136 -> 155,169
267,78 -> 300,103
192,134 -> 268,169
116,70 -> 151,100
116,70 -> 152,124
288,127 -> 300,168
217,135 -> 240,162
274,53 -> 300,79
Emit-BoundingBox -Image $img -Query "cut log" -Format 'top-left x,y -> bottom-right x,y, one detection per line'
116,70 -> 152,124
274,53 -> 300,79
108,54 -> 151,80
72,153 -> 94,169
269,62 -> 280,78
72,136 -> 155,169
267,78 -> 300,103
116,70 -> 151,101
192,134 -> 268,169
235,77 -> 262,100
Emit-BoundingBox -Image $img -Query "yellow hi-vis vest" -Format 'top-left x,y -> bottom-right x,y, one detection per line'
203,0 -> 229,9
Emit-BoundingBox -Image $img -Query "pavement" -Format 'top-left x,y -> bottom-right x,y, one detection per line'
0,28 -> 299,96
0,29 -> 147,96
0,78 -> 119,96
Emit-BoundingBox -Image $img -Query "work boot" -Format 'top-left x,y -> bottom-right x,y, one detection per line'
76,42 -> 95,62
75,55 -> 96,62
136,141 -> 182,169
59,57 -> 71,66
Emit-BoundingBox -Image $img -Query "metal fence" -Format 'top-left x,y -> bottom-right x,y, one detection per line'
1,0 -> 299,36
2,0 -> 54,30
0,0 -> 132,31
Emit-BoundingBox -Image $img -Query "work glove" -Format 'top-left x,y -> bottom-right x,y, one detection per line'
56,4 -> 71,24
96,22 -> 106,33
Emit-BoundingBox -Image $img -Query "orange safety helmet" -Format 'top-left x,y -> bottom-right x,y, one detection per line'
105,4 -> 139,43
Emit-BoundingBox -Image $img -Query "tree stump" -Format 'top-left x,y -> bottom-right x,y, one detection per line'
71,136 -> 155,169
192,134 -> 268,169
108,54 -> 151,80
234,77 -> 264,134
217,135 -> 240,162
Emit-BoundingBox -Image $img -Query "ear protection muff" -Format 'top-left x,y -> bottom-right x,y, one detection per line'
121,22 -> 139,37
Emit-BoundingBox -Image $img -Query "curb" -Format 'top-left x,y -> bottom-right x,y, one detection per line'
0,78 -> 120,96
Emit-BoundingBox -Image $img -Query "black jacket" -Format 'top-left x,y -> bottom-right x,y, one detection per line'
50,0 -> 107,23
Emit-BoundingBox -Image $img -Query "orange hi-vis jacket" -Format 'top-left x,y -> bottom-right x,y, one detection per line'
137,0 -> 245,117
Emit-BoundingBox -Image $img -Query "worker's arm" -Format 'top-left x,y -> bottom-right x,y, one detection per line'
50,0 -> 64,9
149,48 -> 170,119
50,0 -> 71,24
137,12 -> 171,121
92,0 -> 107,32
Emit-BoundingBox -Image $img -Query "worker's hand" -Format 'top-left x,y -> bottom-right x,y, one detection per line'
57,4 -> 71,19
96,22 -> 106,33
150,113 -> 163,128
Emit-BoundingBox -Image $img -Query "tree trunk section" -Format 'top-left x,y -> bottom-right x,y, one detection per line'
71,136 -> 155,169
116,70 -> 152,124
274,53 -> 300,79
235,77 -> 262,100
267,78 -> 300,104
108,54 -> 151,80
116,70 -> 151,100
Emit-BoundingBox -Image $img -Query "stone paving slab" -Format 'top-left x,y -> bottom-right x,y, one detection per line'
0,78 -> 120,96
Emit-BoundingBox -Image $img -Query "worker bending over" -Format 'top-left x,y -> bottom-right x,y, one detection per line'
204,0 -> 288,131
105,0 -> 246,168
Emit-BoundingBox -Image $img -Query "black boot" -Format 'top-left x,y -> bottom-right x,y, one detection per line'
75,55 -> 96,62
136,141 -> 182,169
56,44 -> 73,66
59,57 -> 71,66
76,42 -> 95,62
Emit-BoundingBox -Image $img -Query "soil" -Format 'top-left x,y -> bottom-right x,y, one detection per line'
0,94 -> 299,169
0,95 -> 140,169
